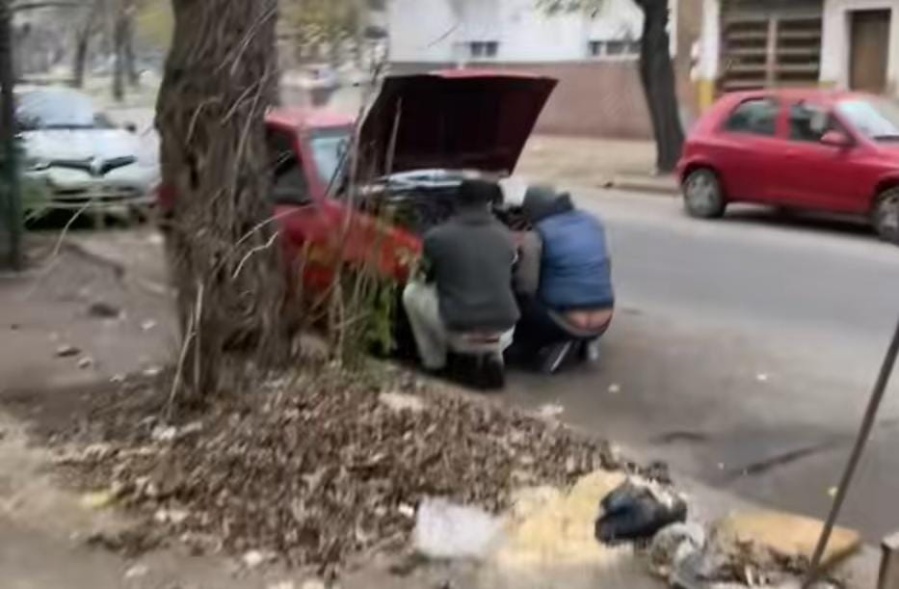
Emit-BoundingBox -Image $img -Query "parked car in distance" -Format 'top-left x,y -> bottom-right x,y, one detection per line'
16,87 -> 159,219
677,89 -> 899,243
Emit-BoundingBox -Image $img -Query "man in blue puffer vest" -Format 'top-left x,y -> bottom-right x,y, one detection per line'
511,185 -> 614,373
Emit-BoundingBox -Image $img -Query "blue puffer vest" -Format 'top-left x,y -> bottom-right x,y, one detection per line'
535,209 -> 615,310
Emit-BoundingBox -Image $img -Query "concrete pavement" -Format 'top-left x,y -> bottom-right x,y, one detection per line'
508,190 -> 899,542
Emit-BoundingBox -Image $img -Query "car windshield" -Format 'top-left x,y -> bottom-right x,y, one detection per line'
16,90 -> 113,131
310,127 -> 352,186
837,97 -> 899,141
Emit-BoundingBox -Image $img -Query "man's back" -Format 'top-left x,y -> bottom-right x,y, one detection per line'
424,210 -> 519,332
536,208 -> 614,310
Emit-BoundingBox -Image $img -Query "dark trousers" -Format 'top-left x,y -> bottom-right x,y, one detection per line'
511,295 -> 610,360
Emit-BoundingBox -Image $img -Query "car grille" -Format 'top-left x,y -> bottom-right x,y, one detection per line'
49,156 -> 137,177
50,185 -> 142,204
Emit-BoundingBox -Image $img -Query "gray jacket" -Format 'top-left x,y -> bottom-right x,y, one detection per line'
423,209 -> 520,332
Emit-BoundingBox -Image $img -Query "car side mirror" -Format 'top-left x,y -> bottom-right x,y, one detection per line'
821,130 -> 852,148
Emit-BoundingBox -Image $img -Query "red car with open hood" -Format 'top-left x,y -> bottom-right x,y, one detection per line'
159,69 -> 557,315
264,70 -> 557,297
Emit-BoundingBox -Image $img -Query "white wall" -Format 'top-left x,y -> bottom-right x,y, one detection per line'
821,0 -> 899,95
497,0 -> 587,62
388,0 -> 655,63
388,0 -> 460,63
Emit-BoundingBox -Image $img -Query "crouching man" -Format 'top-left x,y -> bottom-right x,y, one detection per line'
402,179 -> 519,387
512,185 -> 615,374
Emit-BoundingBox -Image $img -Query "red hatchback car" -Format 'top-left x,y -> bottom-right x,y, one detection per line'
677,89 -> 899,243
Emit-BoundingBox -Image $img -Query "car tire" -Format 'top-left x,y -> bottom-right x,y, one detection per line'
683,168 -> 726,219
873,188 -> 899,245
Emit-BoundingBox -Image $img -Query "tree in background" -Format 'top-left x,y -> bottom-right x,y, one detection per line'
112,0 -> 138,100
282,0 -> 366,65
542,0 -> 685,173
156,0 -> 292,397
72,0 -> 100,87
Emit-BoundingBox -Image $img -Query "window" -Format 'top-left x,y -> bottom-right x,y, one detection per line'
469,41 -> 499,59
789,103 -> 837,143
588,39 -> 640,59
724,98 -> 779,136
265,129 -> 311,206
837,97 -> 899,142
309,128 -> 351,187
16,89 -> 113,131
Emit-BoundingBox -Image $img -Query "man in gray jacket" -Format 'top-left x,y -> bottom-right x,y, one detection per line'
402,179 -> 519,383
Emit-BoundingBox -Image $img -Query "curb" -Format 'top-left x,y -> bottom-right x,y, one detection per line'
609,175 -> 680,196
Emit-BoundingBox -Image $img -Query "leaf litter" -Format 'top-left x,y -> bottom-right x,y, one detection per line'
47,361 -> 620,572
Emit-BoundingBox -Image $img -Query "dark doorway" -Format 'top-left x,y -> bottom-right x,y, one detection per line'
849,9 -> 891,93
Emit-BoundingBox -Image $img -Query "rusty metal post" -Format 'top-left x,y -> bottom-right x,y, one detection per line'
804,318 -> 899,587
880,532 -> 899,589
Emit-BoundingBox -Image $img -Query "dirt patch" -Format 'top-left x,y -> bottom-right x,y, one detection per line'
4,362 -> 621,575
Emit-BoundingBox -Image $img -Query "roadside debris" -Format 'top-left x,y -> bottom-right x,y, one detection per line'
595,478 -> 687,545
140,319 -> 158,332
51,363 -> 616,568
85,527 -> 164,557
413,498 -> 503,560
124,563 -> 150,580
608,383 -> 622,395
537,403 -> 565,419
55,344 -> 81,357
378,391 -> 426,413
87,301 -> 123,320
243,549 -> 276,569
80,489 -> 116,510
649,523 -> 707,579
77,356 -> 94,370
645,509 -> 858,589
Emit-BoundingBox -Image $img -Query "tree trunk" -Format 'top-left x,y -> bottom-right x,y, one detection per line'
635,0 -> 684,173
112,5 -> 125,101
123,0 -> 138,86
0,0 -> 22,270
124,20 -> 138,86
72,31 -> 89,87
156,0 -> 291,397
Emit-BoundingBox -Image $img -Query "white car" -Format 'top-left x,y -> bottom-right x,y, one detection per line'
16,87 -> 159,217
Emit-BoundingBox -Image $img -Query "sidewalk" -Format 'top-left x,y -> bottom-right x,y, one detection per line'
517,136 -> 679,195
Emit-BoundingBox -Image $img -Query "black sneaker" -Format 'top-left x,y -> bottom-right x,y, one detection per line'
481,354 -> 506,390
540,341 -> 573,375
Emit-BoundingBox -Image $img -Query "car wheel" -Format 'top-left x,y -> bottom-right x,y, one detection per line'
873,188 -> 899,245
683,168 -> 726,219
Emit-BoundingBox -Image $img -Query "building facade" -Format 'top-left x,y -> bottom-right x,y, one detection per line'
692,0 -> 899,112
388,0 -> 702,139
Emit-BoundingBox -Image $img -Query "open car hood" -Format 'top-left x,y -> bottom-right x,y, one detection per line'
357,71 -> 557,177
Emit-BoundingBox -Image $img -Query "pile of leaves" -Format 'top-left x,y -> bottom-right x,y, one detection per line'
53,362 -> 618,570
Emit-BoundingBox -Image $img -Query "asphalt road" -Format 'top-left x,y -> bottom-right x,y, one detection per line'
506,190 -> 899,541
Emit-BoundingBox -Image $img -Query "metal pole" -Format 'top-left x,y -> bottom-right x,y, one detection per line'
0,0 -> 22,270
804,317 -> 899,587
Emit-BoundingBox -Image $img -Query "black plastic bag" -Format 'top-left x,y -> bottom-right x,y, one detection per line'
595,481 -> 688,545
